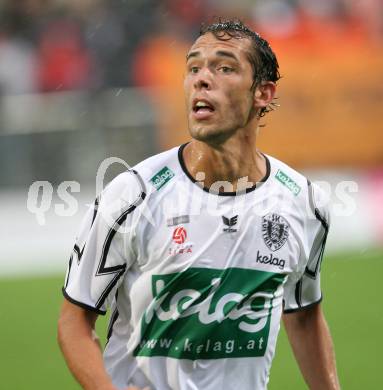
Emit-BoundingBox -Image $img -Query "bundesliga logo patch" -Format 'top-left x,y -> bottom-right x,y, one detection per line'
172,227 -> 187,244
262,213 -> 289,251
168,227 -> 193,255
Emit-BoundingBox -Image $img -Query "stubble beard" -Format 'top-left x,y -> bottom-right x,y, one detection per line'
188,106 -> 256,146
189,120 -> 238,145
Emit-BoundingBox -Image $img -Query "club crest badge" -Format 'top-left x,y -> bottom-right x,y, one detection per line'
262,213 -> 290,251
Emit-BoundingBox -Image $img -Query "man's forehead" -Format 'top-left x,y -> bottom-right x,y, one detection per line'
187,32 -> 252,57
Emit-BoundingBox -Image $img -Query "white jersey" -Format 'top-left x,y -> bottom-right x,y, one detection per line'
63,143 -> 330,390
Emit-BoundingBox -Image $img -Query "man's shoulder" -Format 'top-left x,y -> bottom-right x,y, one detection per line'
266,154 -> 309,196
266,154 -> 330,220
133,145 -> 182,184
101,145 -> 181,203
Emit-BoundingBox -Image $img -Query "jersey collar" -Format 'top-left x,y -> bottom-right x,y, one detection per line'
177,143 -> 270,196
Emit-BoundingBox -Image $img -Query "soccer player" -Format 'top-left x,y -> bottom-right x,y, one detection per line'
58,19 -> 340,390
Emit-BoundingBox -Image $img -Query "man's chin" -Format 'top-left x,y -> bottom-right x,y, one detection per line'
190,127 -> 219,142
189,125 -> 234,145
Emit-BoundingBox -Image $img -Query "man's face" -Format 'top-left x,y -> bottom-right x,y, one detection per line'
184,32 -> 256,143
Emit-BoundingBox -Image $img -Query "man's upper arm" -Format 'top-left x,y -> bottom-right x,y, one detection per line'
62,170 -> 146,315
283,181 -> 330,314
59,298 -> 99,329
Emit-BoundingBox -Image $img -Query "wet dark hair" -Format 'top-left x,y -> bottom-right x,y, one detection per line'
200,18 -> 280,117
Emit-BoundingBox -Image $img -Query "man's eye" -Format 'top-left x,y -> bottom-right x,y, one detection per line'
219,66 -> 233,73
190,66 -> 199,74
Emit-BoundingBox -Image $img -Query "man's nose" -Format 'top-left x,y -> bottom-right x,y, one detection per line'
194,68 -> 212,90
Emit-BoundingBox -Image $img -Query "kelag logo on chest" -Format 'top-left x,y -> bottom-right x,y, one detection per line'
134,268 -> 285,360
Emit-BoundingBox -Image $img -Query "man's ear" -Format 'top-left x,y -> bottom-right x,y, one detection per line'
253,81 -> 277,111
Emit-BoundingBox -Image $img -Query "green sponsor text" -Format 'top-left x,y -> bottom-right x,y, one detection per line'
150,166 -> 175,191
134,267 -> 285,360
275,170 -> 301,196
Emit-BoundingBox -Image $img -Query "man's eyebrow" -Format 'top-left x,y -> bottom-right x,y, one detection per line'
186,50 -> 239,62
215,50 -> 239,62
186,51 -> 200,61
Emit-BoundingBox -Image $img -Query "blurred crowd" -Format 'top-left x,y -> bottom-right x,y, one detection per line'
0,0 -> 382,96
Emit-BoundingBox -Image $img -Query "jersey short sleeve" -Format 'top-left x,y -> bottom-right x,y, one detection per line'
62,170 -> 145,314
283,181 -> 330,313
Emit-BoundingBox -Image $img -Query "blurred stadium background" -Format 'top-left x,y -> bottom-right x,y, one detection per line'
0,0 -> 382,389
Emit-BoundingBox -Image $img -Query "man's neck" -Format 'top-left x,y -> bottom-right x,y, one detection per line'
183,130 -> 267,193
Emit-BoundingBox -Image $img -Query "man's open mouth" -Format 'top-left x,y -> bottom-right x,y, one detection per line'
193,99 -> 215,113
